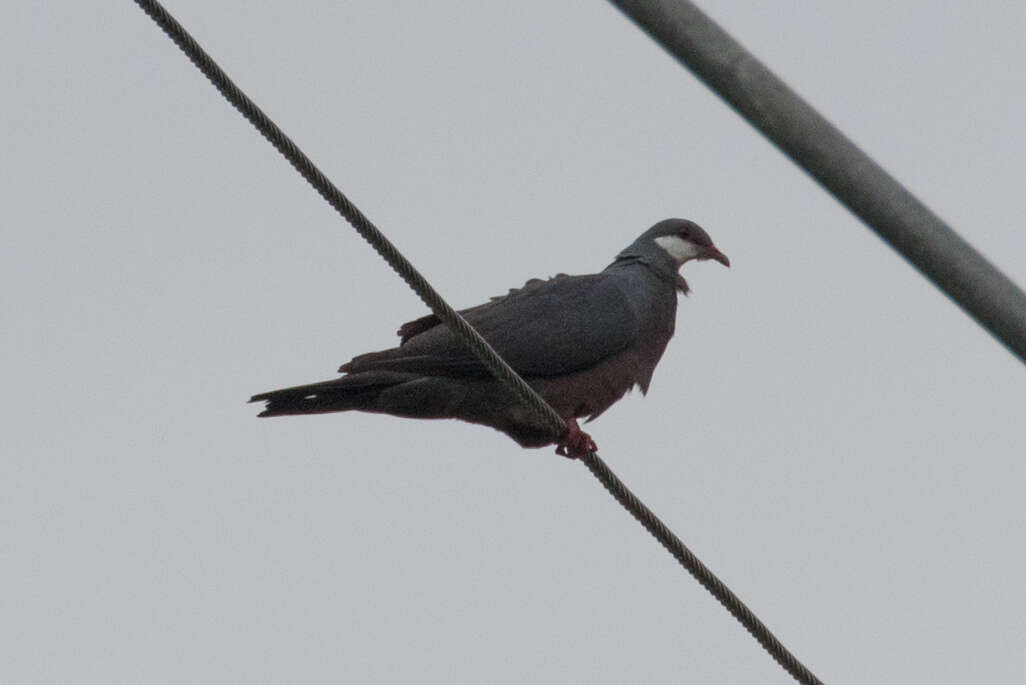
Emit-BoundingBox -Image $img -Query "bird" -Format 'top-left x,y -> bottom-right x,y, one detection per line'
250,218 -> 729,457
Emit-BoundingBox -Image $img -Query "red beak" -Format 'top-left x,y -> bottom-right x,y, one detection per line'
704,245 -> 730,268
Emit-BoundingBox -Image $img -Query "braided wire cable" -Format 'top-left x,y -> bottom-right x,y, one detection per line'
582,451 -> 823,685
132,2 -> 823,682
131,0 -> 566,442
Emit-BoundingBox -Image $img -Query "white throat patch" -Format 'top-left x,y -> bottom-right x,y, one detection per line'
653,235 -> 702,265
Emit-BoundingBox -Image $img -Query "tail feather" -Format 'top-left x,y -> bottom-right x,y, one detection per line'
250,374 -> 405,417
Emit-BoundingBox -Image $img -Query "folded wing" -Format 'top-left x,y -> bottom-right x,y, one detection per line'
341,274 -> 639,379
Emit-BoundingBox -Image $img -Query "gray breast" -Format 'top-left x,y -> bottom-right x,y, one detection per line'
531,267 -> 678,421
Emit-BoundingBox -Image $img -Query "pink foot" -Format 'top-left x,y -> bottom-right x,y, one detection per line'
555,418 -> 598,459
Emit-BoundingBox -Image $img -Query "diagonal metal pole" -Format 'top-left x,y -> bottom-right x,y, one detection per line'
609,0 -> 1026,364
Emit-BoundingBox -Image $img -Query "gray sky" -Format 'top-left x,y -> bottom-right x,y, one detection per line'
3,2 -> 1024,683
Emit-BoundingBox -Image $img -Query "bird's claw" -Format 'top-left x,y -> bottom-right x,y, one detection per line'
555,418 -> 597,459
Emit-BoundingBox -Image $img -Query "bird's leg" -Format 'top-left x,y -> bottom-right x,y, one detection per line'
555,417 -> 598,459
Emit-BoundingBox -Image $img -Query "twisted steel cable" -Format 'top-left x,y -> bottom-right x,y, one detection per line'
131,0 -> 566,442
582,452 -> 823,685
132,2 -> 823,683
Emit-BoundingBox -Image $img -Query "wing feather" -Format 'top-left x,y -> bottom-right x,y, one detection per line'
343,274 -> 638,379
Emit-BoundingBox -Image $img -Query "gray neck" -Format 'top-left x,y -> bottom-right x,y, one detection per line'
605,253 -> 690,295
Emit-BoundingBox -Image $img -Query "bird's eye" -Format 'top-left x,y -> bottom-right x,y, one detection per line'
678,230 -> 690,240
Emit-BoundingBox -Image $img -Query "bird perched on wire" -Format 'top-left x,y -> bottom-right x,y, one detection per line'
251,218 -> 729,457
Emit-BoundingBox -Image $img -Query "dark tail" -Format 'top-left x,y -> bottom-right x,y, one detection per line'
250,375 -> 401,417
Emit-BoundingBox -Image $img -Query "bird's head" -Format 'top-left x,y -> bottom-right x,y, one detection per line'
616,218 -> 729,276
648,218 -> 729,268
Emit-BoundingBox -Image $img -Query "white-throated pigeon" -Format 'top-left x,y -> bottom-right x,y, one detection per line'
251,219 -> 728,457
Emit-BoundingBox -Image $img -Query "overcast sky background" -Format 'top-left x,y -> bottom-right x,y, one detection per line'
3,2 -> 1024,683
